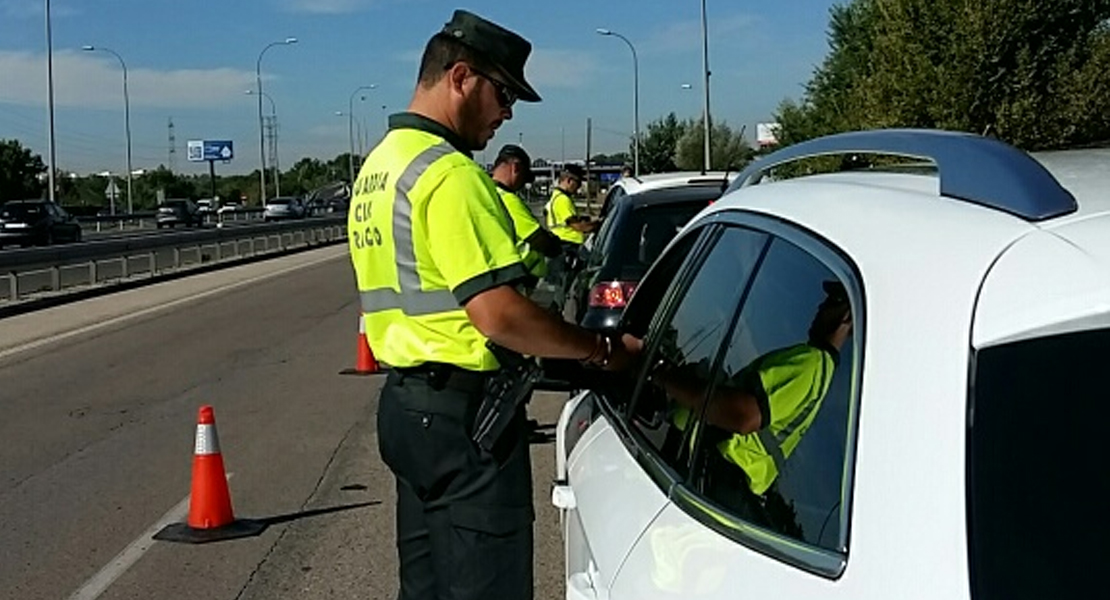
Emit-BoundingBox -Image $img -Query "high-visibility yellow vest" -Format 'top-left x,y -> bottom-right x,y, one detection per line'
717,343 -> 836,495
545,188 -> 585,244
496,185 -> 547,279
348,114 -> 527,371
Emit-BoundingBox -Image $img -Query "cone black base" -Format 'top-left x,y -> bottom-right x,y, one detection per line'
153,518 -> 266,544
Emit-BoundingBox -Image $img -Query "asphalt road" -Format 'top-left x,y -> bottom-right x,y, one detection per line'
0,246 -> 567,600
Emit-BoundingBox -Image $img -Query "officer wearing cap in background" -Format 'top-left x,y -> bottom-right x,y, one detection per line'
347,10 -> 642,600
543,163 -> 598,302
490,144 -> 562,295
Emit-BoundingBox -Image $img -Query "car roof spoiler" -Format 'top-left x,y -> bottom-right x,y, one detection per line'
728,129 -> 1078,221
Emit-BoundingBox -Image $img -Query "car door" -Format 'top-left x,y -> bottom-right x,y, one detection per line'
557,223 -> 713,600
610,214 -> 865,599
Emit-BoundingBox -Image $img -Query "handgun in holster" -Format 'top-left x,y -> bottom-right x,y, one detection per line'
472,342 -> 543,453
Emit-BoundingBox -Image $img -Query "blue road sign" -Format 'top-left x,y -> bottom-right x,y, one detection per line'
187,140 -> 234,162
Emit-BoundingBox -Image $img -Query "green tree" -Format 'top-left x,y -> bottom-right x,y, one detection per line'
675,119 -> 755,171
637,113 -> 689,173
0,139 -> 46,202
774,0 -> 1110,150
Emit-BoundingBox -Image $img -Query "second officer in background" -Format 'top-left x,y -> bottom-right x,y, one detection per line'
490,143 -> 562,295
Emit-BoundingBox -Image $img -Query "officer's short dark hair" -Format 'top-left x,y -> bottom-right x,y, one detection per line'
417,33 -> 495,88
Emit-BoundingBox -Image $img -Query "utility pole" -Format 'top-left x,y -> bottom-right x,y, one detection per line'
167,117 -> 176,173
266,115 -> 281,197
700,0 -> 712,172
585,117 -> 593,211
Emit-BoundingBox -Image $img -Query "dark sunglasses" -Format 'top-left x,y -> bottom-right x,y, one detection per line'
469,67 -> 518,109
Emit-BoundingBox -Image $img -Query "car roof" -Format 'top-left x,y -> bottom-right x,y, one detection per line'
616,171 -> 737,196
703,137 -> 1110,349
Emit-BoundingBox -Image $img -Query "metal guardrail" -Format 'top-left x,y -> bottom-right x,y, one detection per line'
76,207 -> 267,232
1,217 -> 347,303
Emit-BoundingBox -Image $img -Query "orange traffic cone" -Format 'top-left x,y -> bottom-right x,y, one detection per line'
153,405 -> 265,544
340,315 -> 380,375
187,405 -> 233,529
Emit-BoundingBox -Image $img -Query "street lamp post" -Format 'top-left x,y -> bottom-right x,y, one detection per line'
700,0 -> 712,172
83,45 -> 132,214
597,28 -> 639,177
45,0 -> 58,205
256,37 -> 297,204
347,85 -> 376,185
245,89 -> 280,198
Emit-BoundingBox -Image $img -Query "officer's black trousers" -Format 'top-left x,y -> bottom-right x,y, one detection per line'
377,370 -> 534,600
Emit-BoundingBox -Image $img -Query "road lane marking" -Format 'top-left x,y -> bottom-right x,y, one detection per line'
67,474 -> 234,600
66,495 -> 189,600
0,249 -> 346,362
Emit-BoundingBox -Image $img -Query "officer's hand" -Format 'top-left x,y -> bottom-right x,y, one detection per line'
604,333 -> 643,372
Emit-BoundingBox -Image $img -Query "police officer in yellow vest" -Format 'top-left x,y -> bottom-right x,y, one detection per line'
654,281 -> 851,530
490,144 -> 562,294
543,163 -> 598,302
544,163 -> 597,245
348,10 -> 642,600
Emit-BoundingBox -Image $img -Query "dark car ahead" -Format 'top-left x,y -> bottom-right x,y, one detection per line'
0,200 -> 83,248
561,178 -> 731,329
156,199 -> 203,228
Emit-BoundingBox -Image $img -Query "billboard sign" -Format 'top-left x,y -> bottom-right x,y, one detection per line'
187,140 -> 234,162
756,123 -> 782,147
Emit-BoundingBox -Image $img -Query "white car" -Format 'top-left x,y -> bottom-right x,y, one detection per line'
263,196 -> 307,221
552,129 -> 1107,600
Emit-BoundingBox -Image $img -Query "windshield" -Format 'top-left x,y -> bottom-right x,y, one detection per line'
968,327 -> 1107,599
269,198 -> 294,205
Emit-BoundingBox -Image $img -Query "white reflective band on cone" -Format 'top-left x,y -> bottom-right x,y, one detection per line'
194,424 -> 221,455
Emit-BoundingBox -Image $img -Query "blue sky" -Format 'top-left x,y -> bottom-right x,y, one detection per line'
0,0 -> 838,176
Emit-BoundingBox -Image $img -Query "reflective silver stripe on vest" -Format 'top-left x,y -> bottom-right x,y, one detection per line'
360,142 -> 460,316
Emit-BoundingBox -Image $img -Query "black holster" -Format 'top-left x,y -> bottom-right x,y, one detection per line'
472,343 -> 542,453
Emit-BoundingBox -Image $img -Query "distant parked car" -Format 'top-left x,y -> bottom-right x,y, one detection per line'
263,196 -> 307,221
156,199 -> 203,228
0,199 -> 83,247
195,198 -> 218,215
560,172 -> 736,329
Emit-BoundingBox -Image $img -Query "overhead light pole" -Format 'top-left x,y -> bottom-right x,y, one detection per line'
44,0 -> 57,204
256,37 -> 297,204
596,28 -> 640,177
347,85 -> 376,185
83,45 -> 132,214
700,0 -> 712,171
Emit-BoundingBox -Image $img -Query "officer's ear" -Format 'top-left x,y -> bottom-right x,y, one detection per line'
446,62 -> 474,98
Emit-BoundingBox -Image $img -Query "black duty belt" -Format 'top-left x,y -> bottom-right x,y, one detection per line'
393,362 -> 491,394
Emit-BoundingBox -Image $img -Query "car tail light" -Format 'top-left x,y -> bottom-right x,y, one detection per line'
588,281 -> 638,308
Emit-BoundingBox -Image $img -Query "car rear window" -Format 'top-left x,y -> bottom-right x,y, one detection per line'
968,327 -> 1107,600
269,198 -> 293,205
1,204 -> 43,219
600,198 -> 711,274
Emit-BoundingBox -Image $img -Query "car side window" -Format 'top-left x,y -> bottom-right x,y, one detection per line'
596,228 -> 705,416
688,237 -> 857,552
626,227 -> 770,477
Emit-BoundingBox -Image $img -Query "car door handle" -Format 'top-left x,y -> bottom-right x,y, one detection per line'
551,481 -> 577,510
